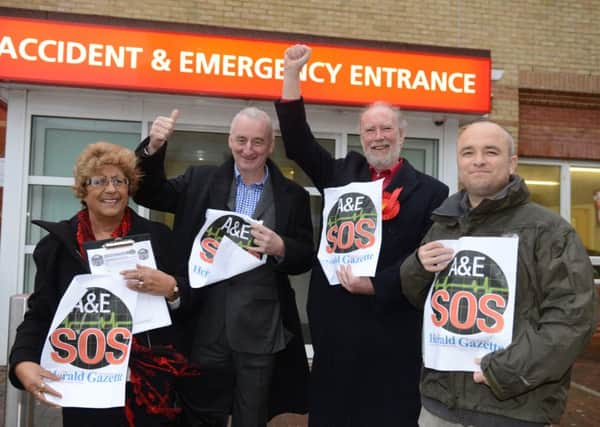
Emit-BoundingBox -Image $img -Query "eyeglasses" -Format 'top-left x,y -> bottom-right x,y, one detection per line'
86,176 -> 129,188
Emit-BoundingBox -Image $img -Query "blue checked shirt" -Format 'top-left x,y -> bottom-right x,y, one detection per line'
234,165 -> 269,217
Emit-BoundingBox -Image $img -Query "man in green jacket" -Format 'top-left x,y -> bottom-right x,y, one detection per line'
400,120 -> 597,426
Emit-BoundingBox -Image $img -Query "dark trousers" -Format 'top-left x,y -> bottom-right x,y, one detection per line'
180,332 -> 276,427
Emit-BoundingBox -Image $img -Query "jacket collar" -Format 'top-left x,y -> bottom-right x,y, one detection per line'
209,157 -> 292,233
32,208 -> 149,269
387,158 -> 418,203
432,175 -> 530,223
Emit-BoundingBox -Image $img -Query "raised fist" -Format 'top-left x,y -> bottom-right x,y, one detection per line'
284,44 -> 312,74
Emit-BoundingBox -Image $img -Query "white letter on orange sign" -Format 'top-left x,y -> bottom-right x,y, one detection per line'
255,57 -> 273,79
105,45 -> 125,68
464,74 -> 476,94
0,36 -> 18,59
66,41 -> 87,64
238,55 -> 253,78
325,63 -> 342,84
350,65 -> 363,86
180,51 -> 194,73
88,43 -> 104,67
196,52 -> 220,75
19,38 -> 38,61
38,40 -> 58,63
381,67 -> 396,88
308,62 -> 326,83
430,71 -> 448,92
126,47 -> 143,69
396,69 -> 412,89
273,58 -> 285,80
222,54 -> 236,76
364,66 -> 381,87
412,70 -> 430,91
449,72 -> 464,93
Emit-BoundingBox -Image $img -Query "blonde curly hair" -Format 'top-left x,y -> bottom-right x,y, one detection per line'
72,141 -> 141,201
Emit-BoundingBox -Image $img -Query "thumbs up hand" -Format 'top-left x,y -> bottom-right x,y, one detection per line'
148,109 -> 179,155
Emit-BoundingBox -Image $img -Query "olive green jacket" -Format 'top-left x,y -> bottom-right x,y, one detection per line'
400,175 -> 597,424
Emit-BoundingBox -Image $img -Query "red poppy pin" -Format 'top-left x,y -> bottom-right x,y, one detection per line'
382,187 -> 403,220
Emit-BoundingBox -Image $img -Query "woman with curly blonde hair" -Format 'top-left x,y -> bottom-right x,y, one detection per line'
9,142 -> 195,426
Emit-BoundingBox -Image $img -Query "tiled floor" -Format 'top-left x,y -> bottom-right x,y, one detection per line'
269,336 -> 600,427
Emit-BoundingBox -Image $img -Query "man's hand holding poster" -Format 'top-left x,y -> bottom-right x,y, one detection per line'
40,274 -> 137,408
423,236 -> 518,372
189,209 -> 267,288
318,180 -> 383,285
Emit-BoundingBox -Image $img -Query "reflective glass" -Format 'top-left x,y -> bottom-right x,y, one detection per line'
30,117 -> 141,177
570,167 -> 600,255
516,164 -> 560,214
23,254 -> 36,294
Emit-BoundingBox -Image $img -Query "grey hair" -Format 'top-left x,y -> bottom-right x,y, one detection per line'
360,101 -> 408,131
230,107 -> 274,143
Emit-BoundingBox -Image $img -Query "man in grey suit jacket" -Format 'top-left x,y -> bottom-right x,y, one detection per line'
134,107 -> 314,427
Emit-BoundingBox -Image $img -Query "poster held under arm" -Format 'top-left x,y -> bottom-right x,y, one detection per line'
188,209 -> 267,288
40,274 -> 137,408
422,236 -> 518,372
317,180 -> 383,285
84,234 -> 171,334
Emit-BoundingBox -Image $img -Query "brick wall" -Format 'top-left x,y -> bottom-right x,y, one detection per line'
519,92 -> 600,160
1,0 -> 599,129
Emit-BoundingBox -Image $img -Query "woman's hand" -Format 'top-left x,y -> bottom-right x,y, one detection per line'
14,361 -> 61,405
121,265 -> 178,298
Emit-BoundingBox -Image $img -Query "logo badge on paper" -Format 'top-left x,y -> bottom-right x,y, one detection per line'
40,275 -> 137,408
50,287 -> 132,369
317,180 -> 383,285
422,236 -> 518,372
189,209 -> 266,288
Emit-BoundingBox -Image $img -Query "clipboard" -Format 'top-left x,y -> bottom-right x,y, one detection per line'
84,233 -> 153,272
83,233 -> 172,334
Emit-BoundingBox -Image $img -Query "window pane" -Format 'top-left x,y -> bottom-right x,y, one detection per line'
26,185 -> 80,245
347,135 -> 438,177
24,254 -> 35,294
149,130 -> 231,227
570,167 -> 600,255
30,117 -> 141,177
27,116 -> 143,247
516,164 -> 560,214
273,136 -> 335,187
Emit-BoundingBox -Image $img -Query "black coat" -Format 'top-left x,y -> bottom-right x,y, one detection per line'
133,142 -> 313,417
276,99 -> 449,426
8,209 -> 181,426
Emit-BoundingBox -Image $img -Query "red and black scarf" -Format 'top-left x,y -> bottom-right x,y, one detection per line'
76,208 -> 132,261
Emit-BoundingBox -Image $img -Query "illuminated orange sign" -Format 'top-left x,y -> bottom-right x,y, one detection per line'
0,16 -> 491,113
